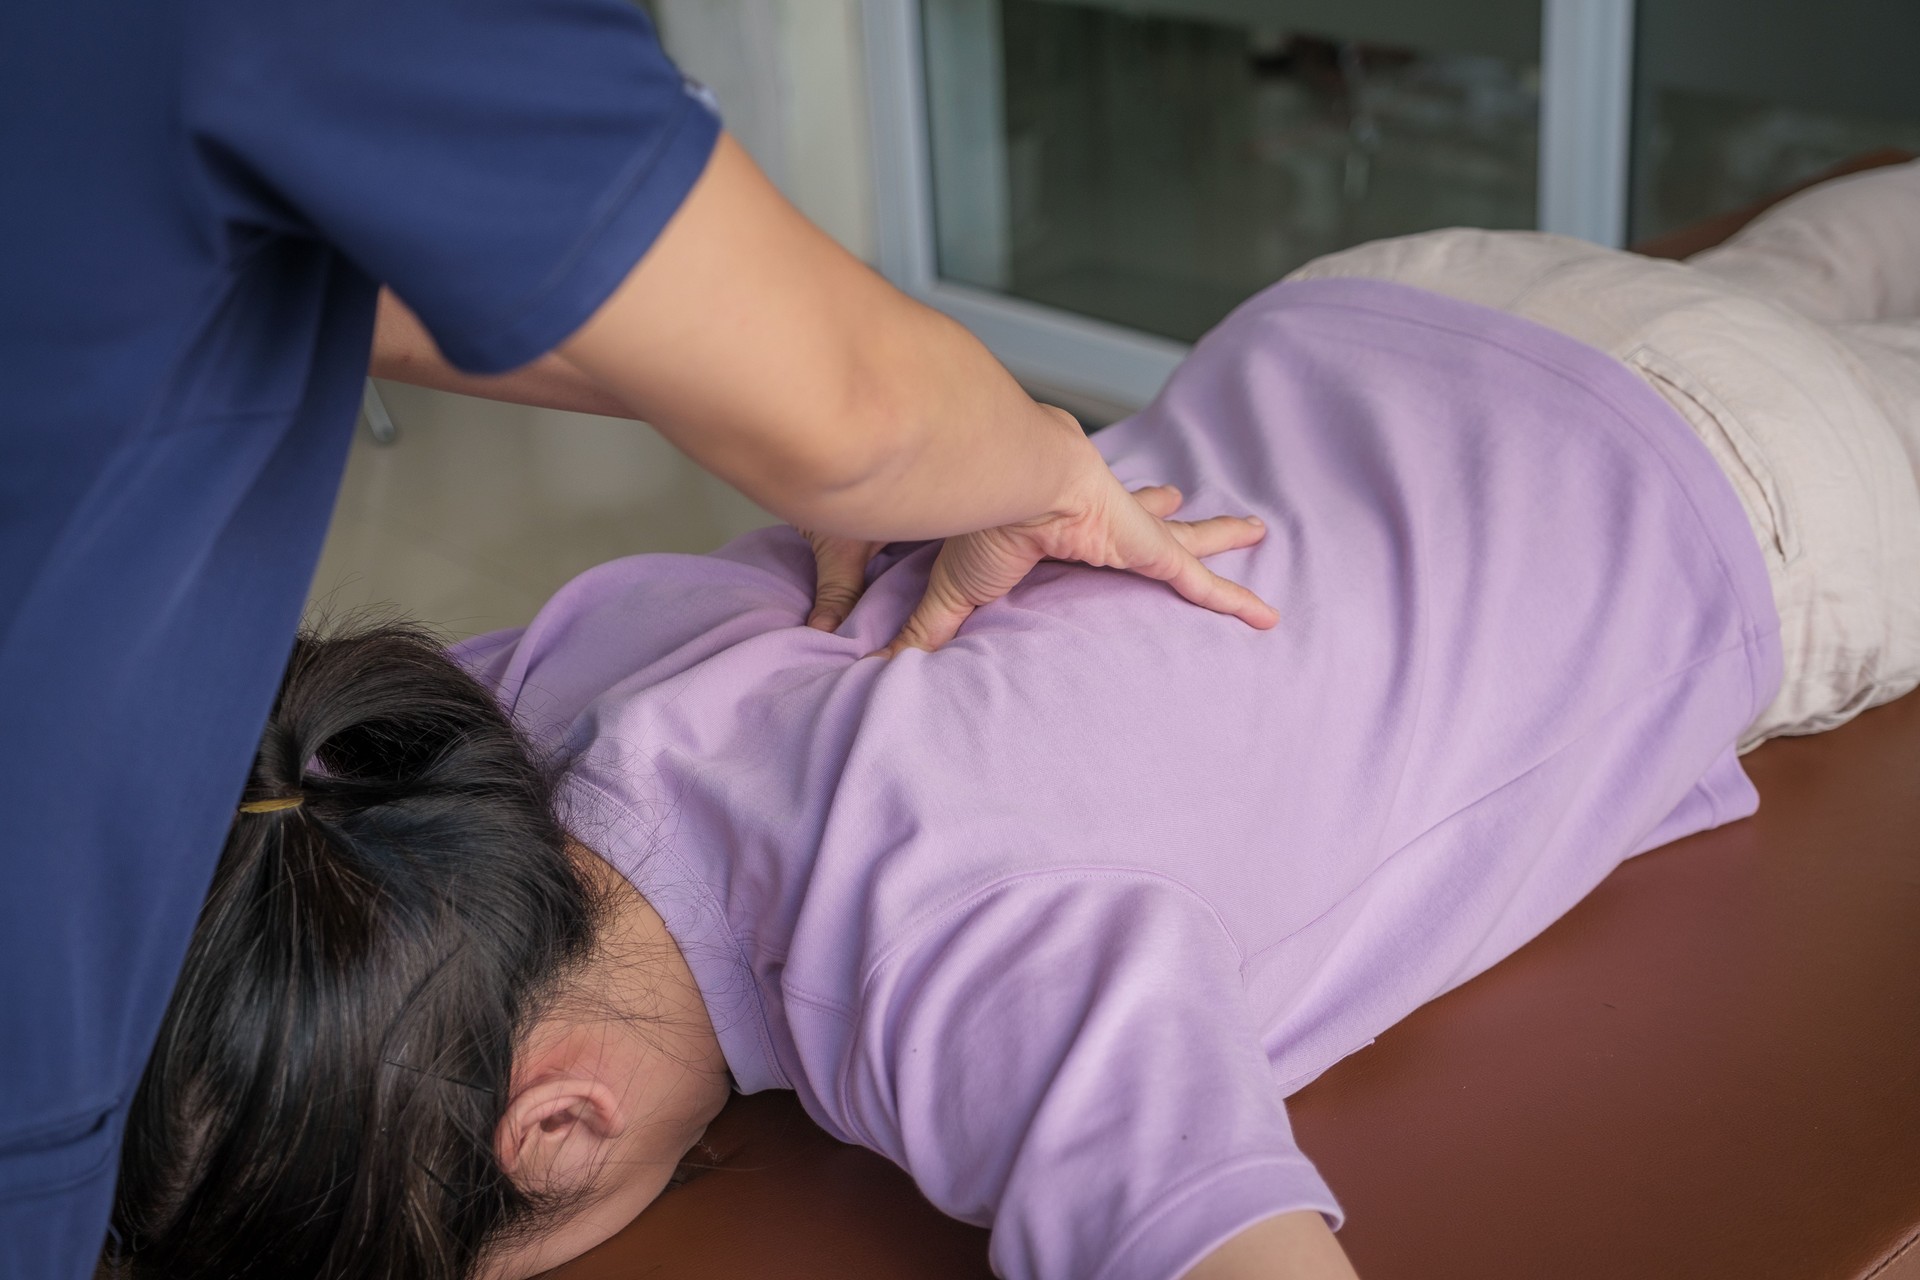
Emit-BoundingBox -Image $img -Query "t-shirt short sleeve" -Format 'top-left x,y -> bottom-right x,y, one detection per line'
185,0 -> 720,373
838,875 -> 1343,1280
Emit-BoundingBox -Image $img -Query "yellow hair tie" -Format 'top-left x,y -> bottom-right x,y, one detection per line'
238,795 -> 304,814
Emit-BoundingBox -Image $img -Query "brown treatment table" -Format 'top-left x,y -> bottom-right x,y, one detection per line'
547,154 -> 1920,1280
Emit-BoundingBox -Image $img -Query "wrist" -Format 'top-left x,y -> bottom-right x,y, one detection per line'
1031,404 -> 1109,521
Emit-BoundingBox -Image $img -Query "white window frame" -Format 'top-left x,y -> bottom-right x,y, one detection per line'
861,0 -> 1634,410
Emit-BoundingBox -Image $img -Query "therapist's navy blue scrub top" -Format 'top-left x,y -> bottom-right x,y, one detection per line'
0,1 -> 719,1273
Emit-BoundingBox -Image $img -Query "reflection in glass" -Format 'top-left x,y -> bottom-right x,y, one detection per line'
1629,0 -> 1920,242
1631,91 -> 1920,243
923,0 -> 1540,343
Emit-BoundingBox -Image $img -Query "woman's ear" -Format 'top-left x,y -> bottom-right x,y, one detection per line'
495,1072 -> 626,1193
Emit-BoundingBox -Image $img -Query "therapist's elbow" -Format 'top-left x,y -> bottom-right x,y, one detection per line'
749,345 -> 948,534
766,391 -> 925,533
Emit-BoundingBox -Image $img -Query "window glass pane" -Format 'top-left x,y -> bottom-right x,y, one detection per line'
1630,0 -> 1920,242
922,0 -> 1541,344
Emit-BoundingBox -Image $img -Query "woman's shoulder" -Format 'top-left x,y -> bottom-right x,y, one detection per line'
446,529 -> 823,730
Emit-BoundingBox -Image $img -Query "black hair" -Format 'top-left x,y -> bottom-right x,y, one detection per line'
103,621 -> 610,1280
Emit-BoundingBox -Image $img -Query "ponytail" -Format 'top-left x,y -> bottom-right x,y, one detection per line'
106,621 -> 607,1280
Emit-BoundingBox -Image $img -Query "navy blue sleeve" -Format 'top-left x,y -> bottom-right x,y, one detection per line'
185,0 -> 721,373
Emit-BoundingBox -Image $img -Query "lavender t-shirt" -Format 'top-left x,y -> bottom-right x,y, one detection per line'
457,280 -> 1782,1280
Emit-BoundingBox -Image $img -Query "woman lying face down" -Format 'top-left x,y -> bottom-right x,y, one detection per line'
107,623 -> 1357,1280
107,187 -> 1920,1280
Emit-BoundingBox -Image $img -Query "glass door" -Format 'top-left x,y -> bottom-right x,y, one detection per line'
928,0 -> 1544,343
865,0 -> 1634,407
1629,0 -> 1920,241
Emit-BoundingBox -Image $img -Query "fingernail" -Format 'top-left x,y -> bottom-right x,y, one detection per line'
1247,517 -> 1264,528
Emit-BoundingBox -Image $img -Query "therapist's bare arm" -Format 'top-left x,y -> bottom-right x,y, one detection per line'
375,132 -> 1276,647
1181,1212 -> 1362,1280
370,289 -> 635,420
368,250 -> 1067,523
556,133 -> 1093,542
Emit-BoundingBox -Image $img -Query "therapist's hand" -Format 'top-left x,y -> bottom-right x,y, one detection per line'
882,471 -> 1277,656
803,530 -> 885,632
804,440 -> 1278,653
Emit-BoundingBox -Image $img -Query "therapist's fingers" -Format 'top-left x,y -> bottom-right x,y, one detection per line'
1152,545 -> 1280,629
1129,483 -> 1186,518
1161,512 -> 1269,561
876,527 -> 1036,657
804,531 -> 881,631
876,476 -> 1276,656
878,531 -> 1274,659
875,563 -> 984,658
1128,483 -> 1268,561
1110,492 -> 1278,630
1127,485 -> 1275,619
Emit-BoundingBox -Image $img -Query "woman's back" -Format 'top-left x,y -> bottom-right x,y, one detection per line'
456,278 -> 1779,1280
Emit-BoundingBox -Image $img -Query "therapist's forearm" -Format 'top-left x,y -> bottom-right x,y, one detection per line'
839,296 -> 1103,541
558,133 -> 1102,543
369,288 -> 636,420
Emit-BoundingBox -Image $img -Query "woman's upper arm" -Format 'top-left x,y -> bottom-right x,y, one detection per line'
1180,1210 -> 1361,1280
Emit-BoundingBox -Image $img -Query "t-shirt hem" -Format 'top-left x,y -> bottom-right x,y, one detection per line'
1087,1155 -> 1344,1280
443,89 -> 721,374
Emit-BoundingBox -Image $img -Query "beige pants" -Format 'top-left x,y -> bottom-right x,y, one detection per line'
1286,161 -> 1920,747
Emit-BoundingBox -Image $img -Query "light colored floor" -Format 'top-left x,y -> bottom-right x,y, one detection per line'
306,381 -> 775,642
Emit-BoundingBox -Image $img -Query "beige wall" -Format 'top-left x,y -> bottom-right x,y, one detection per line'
312,2 -> 885,629
655,0 -> 877,261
